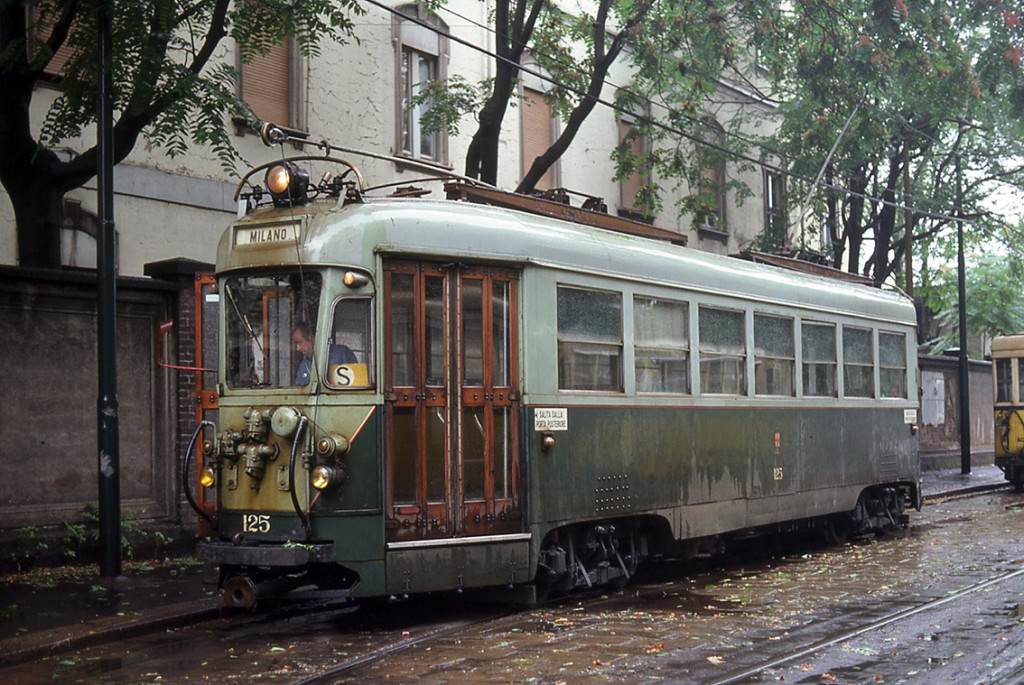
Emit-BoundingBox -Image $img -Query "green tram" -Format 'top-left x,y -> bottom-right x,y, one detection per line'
992,334 -> 1024,490
189,127 -> 921,606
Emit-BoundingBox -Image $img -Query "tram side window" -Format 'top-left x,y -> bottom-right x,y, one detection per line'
557,286 -> 623,392
802,321 -> 836,397
843,326 -> 874,398
754,314 -> 795,396
225,272 -> 321,388
878,331 -> 907,398
324,297 -> 373,389
995,359 -> 1012,403
1017,359 -> 1024,405
634,296 -> 689,394
699,306 -> 746,395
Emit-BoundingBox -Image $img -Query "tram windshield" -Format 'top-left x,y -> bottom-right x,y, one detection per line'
224,272 -> 322,388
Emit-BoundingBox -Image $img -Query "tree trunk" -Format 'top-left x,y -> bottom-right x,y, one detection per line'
465,68 -> 519,185
870,152 -> 902,286
464,0 -> 541,185
8,165 -> 65,269
842,171 -> 868,276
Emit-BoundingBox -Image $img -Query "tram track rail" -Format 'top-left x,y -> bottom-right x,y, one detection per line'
291,607 -> 515,684
705,563 -> 1024,685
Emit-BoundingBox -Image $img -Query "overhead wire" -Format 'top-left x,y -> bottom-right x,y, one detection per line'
362,0 -> 974,225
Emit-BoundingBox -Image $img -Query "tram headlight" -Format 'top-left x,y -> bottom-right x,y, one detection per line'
343,271 -> 369,288
311,465 -> 343,491
265,162 -> 310,207
200,465 -> 217,488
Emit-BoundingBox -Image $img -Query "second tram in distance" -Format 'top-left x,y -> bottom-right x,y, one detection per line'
992,334 -> 1024,490
190,127 -> 921,606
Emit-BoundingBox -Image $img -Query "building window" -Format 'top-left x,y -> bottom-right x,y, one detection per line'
521,87 -> 556,190
802,321 -> 837,397
238,37 -> 302,131
754,314 -> 795,396
699,306 -> 745,395
634,296 -> 689,394
395,5 -> 448,163
557,286 -> 622,392
878,331 -> 907,398
843,326 -> 874,398
521,59 -> 558,191
763,155 -> 786,245
60,199 -> 103,269
696,118 -> 727,233
617,118 -> 651,221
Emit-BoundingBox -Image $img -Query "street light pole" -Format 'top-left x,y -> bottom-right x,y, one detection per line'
956,151 -> 971,475
97,0 -> 121,577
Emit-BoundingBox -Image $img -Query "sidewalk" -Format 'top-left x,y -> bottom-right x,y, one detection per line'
921,463 -> 1007,497
0,460 -> 1013,670
0,558 -> 221,667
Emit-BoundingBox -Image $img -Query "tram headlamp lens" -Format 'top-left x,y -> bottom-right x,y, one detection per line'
265,162 -> 310,207
266,164 -> 291,194
316,433 -> 350,459
200,465 -> 216,488
343,271 -> 369,288
311,465 -> 341,491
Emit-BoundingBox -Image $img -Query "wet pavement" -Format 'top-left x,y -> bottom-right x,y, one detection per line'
0,463 -> 1010,674
0,558 -> 220,667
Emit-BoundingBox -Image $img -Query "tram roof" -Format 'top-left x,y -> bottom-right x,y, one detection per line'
218,196 -> 916,326
992,334 -> 1024,357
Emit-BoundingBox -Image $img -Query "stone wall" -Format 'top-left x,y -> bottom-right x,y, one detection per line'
918,354 -> 994,462
0,262 -> 209,566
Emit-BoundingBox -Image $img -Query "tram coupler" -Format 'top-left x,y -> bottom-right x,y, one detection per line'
222,574 -> 305,608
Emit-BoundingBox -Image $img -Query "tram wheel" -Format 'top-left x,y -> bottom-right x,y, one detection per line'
823,513 -> 851,546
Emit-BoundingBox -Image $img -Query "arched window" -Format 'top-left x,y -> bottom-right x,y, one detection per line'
60,199 -> 112,270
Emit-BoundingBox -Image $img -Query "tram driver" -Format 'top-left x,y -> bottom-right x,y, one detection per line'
291,322 -> 357,385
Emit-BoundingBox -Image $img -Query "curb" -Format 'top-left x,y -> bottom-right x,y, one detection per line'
0,598 -> 222,669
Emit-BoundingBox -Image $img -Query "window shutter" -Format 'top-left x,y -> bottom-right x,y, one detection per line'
242,41 -> 290,126
618,120 -> 644,212
521,88 -> 554,191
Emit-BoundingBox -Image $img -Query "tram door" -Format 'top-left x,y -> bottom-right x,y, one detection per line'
384,261 -> 520,542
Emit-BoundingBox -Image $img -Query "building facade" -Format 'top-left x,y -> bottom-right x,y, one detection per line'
0,1 -> 787,278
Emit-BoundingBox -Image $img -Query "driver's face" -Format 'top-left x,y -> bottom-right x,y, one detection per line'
292,330 -> 314,359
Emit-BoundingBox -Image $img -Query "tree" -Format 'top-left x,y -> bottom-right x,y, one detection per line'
0,0 -> 361,269
740,0 -> 1024,286
419,0 -> 744,211
923,252 -> 1024,354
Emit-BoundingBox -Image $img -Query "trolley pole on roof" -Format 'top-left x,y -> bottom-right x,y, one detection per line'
96,0 -> 121,577
956,150 -> 971,475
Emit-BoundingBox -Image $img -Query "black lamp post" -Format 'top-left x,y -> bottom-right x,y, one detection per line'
97,0 -> 121,577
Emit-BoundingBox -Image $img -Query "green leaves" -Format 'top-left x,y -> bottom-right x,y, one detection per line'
8,0 -> 364,171
924,253 -> 1024,354
739,0 -> 1024,284
408,76 -> 483,137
